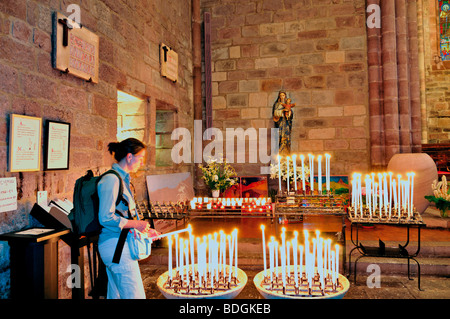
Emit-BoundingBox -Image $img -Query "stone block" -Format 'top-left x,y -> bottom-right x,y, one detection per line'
308,127 -> 336,139
318,106 -> 343,117
325,51 -> 345,63
255,57 -> 278,69
212,96 -> 227,109
249,92 -> 268,107
239,80 -> 260,92
260,42 -> 288,57
260,23 -> 285,36
227,94 -> 248,107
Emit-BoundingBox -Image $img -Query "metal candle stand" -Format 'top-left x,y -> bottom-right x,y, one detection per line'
347,206 -> 426,290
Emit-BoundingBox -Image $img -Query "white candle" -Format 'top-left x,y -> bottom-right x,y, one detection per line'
277,155 -> 282,192
410,172 -> 415,215
185,241 -> 190,286
179,238 -> 184,280
269,239 -> 274,282
175,234 -> 179,269
168,236 -> 173,280
335,244 -> 340,280
196,237 -> 202,286
325,154 -> 331,191
228,235 -> 232,282
292,154 -> 298,191
318,155 -> 322,193
397,174 -> 402,212
392,179 -> 398,212
286,156 -> 290,193
286,241 -> 291,279
299,245 -> 304,283
280,243 -> 286,289
378,173 -> 383,216
300,155 -> 306,191
234,229 -> 238,278
309,154 -> 314,192
261,225 -> 267,276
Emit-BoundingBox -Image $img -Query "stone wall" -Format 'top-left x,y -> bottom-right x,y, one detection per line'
0,0 -> 193,298
201,0 -> 371,179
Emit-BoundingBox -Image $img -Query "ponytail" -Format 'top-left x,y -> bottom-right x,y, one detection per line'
108,138 -> 146,162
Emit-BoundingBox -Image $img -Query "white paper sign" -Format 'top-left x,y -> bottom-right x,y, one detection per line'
0,178 -> 18,213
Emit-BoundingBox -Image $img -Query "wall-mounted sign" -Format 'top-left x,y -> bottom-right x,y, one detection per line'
0,178 -> 17,213
52,12 -> 99,83
9,114 -> 42,172
160,43 -> 178,82
44,120 -> 71,170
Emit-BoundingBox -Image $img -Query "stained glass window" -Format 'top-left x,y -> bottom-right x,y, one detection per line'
439,1 -> 450,60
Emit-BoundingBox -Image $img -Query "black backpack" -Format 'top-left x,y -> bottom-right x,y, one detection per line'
68,169 -> 124,236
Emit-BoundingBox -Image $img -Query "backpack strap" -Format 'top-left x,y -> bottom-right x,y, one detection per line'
98,169 -> 133,264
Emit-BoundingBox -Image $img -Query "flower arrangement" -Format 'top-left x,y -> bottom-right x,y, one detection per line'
425,175 -> 450,218
198,156 -> 238,192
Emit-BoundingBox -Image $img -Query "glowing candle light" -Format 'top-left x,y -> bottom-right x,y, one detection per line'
335,244 -> 340,281
277,155 -> 282,192
299,245 -> 304,284
261,225 -> 267,276
179,238 -> 184,281
269,239 -> 274,282
300,155 -> 306,191
234,229 -> 238,278
184,240 -> 190,286
309,154 -> 314,192
286,241 -> 291,279
175,234 -> 179,270
168,236 -> 173,280
325,154 -> 331,191
397,174 -> 402,213
410,172 -> 415,215
286,156 -> 290,193
227,235 -> 232,282
292,154 -> 298,191
318,155 -> 322,193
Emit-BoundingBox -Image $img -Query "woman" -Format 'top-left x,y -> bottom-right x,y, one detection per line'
272,91 -> 293,155
97,137 -> 160,299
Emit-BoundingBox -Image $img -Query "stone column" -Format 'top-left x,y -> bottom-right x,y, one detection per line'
367,0 -> 422,167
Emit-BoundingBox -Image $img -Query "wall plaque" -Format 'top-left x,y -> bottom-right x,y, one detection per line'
160,43 -> 178,82
52,12 -> 99,83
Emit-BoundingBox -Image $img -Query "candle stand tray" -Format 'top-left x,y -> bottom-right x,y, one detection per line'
157,264 -> 247,299
137,200 -> 188,221
253,266 -> 350,299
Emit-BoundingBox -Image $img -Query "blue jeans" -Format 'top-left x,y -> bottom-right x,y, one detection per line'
98,236 -> 146,299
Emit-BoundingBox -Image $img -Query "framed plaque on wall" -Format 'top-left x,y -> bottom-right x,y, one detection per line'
9,114 -> 42,172
44,120 -> 71,170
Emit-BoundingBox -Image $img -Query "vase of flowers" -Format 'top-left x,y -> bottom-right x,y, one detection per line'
199,156 -> 238,196
425,175 -> 450,218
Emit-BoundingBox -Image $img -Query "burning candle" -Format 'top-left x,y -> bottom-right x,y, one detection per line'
175,234 -> 179,269
292,154 -> 298,191
309,154 -> 314,192
261,225 -> 267,276
410,172 -> 415,215
300,155 -> 306,191
325,153 -> 331,191
269,239 -> 274,282
277,155 -> 282,192
228,234 -> 233,282
234,229 -> 238,278
168,236 -> 173,280
286,156 -> 290,193
318,155 -> 322,193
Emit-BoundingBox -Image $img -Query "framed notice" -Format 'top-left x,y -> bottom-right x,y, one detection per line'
44,120 -> 70,170
9,114 -> 42,172
52,12 -> 99,83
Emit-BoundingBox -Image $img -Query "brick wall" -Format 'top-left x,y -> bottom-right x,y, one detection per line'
201,0 -> 371,179
0,0 -> 193,298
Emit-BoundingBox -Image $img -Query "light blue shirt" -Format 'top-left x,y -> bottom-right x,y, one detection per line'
97,163 -> 138,243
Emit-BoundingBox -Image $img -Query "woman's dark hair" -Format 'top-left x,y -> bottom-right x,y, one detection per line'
108,138 -> 146,162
